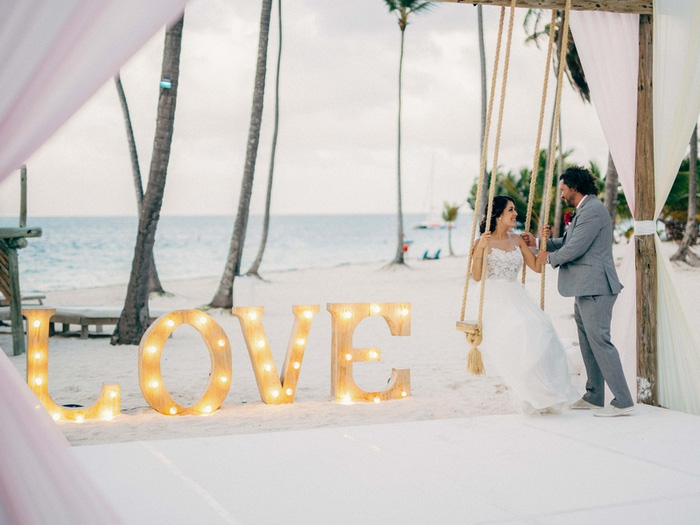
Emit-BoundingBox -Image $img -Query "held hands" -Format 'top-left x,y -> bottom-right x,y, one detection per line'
536,249 -> 549,267
521,232 -> 536,247
540,224 -> 552,239
474,231 -> 491,258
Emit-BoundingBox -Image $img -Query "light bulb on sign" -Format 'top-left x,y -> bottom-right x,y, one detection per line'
271,390 -> 279,398
296,338 -> 305,346
150,380 -> 159,389
374,397 -> 381,403
343,311 -> 352,320
218,339 -> 226,348
147,346 -> 157,354
32,320 -> 41,328
166,319 -> 175,328
370,304 -> 381,314
257,339 -> 265,349
293,362 -> 300,370
169,407 -> 177,415
198,317 -> 207,325
204,405 -> 212,414
286,388 -> 293,396
400,307 -> 409,317
248,312 -> 258,321
303,310 -> 313,320
264,364 -> 272,372
76,415 -> 84,423
34,377 -> 43,386
345,353 -> 352,361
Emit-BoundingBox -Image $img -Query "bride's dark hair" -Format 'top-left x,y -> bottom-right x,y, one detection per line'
479,195 -> 515,234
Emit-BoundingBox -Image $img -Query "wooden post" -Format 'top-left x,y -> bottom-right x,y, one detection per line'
19,165 -> 27,228
635,13 -> 657,406
3,240 -> 26,356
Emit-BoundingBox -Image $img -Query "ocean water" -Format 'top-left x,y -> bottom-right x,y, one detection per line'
0,213 -> 473,292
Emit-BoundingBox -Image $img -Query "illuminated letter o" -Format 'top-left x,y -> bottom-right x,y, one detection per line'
139,310 -> 232,415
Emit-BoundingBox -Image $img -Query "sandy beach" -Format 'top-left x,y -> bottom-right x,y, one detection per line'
2,241 -> 699,447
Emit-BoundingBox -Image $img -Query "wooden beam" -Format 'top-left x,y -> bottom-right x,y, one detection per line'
437,1 -> 652,14
635,13 -> 657,406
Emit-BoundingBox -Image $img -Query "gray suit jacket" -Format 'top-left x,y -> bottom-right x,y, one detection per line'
546,195 -> 622,297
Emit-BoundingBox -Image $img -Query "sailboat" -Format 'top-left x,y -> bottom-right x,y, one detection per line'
413,154 -> 446,230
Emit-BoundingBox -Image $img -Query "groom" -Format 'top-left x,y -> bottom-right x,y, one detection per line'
528,166 -> 634,417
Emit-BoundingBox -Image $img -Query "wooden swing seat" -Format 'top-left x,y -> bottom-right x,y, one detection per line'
456,320 -> 479,335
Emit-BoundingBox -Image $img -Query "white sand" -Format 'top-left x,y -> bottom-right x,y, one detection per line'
2,241 -> 699,446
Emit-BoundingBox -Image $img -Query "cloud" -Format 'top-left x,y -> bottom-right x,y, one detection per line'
0,0 -> 608,218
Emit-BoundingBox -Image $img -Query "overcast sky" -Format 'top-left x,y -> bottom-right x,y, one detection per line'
0,0 -> 609,217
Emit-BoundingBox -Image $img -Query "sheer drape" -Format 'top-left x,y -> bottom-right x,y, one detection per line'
652,0 -> 700,414
570,4 -> 700,415
569,12 -> 639,400
0,0 -> 188,183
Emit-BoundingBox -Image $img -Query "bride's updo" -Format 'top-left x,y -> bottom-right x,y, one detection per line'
479,195 -> 515,234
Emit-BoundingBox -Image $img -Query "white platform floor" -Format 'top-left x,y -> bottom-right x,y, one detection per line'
72,405 -> 700,524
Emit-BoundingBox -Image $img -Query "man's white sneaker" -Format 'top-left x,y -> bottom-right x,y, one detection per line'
592,405 -> 635,417
570,398 -> 601,410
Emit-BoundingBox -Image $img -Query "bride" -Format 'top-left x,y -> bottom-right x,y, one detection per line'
471,195 -> 579,414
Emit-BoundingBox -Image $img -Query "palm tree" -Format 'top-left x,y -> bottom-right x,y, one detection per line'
382,0 -> 434,266
111,15 -> 184,345
442,202 -> 460,256
210,0 -> 273,307
671,124 -> 699,262
247,0 -> 283,280
114,73 -> 164,294
523,10 -> 599,235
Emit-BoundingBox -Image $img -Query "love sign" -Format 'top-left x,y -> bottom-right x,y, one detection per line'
22,303 -> 411,422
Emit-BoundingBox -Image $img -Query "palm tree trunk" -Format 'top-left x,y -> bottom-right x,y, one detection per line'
392,27 -> 406,265
114,73 -> 164,294
603,151 -> 619,235
112,15 -> 184,345
248,0 -> 282,279
477,5 -> 489,219
672,124 -> 698,261
210,0 -> 273,307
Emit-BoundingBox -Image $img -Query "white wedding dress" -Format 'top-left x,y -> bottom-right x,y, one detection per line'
472,240 -> 580,414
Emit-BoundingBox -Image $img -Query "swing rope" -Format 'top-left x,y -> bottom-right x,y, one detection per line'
521,9 -> 557,286
459,0 -> 517,375
459,5 -> 507,325
458,0 -> 571,375
538,0 -> 571,310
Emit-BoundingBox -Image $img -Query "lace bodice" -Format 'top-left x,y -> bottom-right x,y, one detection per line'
485,247 -> 522,281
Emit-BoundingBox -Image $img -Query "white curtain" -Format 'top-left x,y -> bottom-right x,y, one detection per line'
0,1 -> 188,521
570,4 -> 700,415
0,0 -> 188,183
652,0 -> 700,414
569,12 -> 639,400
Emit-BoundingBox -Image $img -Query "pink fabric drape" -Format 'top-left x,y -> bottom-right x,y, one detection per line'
570,4 -> 700,414
0,0 -> 188,183
569,11 -> 639,400
0,350 -> 122,524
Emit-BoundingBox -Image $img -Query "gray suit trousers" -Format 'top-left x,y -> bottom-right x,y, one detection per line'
574,294 -> 634,408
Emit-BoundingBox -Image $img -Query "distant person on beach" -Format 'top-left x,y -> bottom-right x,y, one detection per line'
472,195 -> 579,415
526,165 -> 634,417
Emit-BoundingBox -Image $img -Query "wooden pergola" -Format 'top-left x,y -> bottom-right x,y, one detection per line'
442,0 -> 658,405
